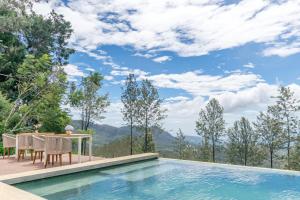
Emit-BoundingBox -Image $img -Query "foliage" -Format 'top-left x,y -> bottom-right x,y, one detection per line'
289,137 -> 300,171
0,0 -> 74,134
196,98 -> 225,162
121,74 -> 139,155
136,79 -> 166,153
69,72 -> 109,131
173,129 -> 187,159
274,86 -> 300,169
69,72 -> 109,154
94,136 -> 144,158
226,117 -> 265,166
254,105 -> 284,168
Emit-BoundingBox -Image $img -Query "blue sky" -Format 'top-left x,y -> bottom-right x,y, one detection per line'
34,0 -> 300,135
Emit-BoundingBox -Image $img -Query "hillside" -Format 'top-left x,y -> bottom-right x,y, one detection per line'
72,120 -> 194,152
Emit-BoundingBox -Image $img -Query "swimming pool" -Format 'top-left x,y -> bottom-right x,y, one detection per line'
15,158 -> 300,200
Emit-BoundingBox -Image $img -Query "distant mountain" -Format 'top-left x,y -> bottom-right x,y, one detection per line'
72,120 -> 176,152
185,136 -> 202,145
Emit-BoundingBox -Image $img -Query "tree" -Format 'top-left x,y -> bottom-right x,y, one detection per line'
274,86 -> 300,169
69,72 -> 109,154
137,79 -> 166,153
0,0 -> 74,134
226,117 -> 264,166
0,1 -> 73,100
289,136 -> 300,171
196,98 -> 225,162
121,74 -> 139,155
173,129 -> 186,159
254,105 -> 284,168
69,72 -> 109,131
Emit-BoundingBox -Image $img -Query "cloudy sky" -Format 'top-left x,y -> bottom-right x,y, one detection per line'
34,0 -> 300,135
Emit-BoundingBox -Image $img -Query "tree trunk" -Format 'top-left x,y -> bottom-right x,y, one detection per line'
130,118 -> 133,155
270,148 -> 273,168
212,135 -> 215,162
244,144 -> 248,166
144,113 -> 148,153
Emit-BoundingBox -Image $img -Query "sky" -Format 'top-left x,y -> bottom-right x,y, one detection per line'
33,0 -> 300,135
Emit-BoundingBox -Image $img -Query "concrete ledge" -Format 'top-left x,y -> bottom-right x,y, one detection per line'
0,182 -> 46,200
0,153 -> 159,184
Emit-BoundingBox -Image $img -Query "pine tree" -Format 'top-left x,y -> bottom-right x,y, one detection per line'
195,98 -> 225,162
173,129 -> 186,159
254,105 -> 284,168
121,74 -> 139,155
274,86 -> 300,169
137,79 -> 166,153
226,117 -> 264,166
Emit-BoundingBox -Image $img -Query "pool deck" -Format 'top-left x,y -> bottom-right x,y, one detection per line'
0,153 -> 159,200
0,154 -> 103,176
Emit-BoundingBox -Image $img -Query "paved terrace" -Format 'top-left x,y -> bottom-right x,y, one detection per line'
0,154 -> 103,176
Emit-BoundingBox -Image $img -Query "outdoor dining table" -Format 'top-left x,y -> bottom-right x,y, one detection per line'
15,133 -> 93,164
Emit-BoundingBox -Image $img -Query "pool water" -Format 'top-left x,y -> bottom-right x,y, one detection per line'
15,159 -> 300,200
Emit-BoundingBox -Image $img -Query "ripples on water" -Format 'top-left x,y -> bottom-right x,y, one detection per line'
15,159 -> 300,200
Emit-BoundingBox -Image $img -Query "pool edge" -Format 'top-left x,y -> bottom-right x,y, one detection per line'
0,153 -> 159,185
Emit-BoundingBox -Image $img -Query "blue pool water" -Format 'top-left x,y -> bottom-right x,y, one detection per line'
15,159 -> 300,200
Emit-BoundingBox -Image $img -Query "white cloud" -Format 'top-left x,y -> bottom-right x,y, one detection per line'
33,0 -> 300,58
63,64 -> 85,77
86,68 -> 95,72
104,75 -> 114,81
152,56 -> 171,63
243,62 -> 255,68
147,71 -> 263,96
165,96 -> 190,102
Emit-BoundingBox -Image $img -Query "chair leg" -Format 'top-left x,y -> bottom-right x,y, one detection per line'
56,155 -> 58,163
8,148 -> 10,158
3,148 -> 6,159
69,152 -> 72,165
22,150 -> 25,159
40,152 -> 43,162
33,152 -> 37,164
59,154 -> 62,166
44,155 -> 49,168
51,155 -> 54,166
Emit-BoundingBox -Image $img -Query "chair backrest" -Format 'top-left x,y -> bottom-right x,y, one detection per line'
2,134 -> 16,148
18,134 -> 34,150
44,136 -> 72,155
44,136 -> 63,154
32,136 -> 45,151
62,138 -> 72,154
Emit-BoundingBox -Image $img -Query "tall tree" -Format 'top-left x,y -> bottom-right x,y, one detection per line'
274,86 -> 300,169
196,98 -> 225,162
69,72 -> 109,131
0,1 -> 73,100
0,0 -> 74,133
121,74 -> 139,155
137,79 -> 166,153
173,129 -> 187,159
69,72 -> 109,154
227,117 -> 264,166
254,105 -> 284,168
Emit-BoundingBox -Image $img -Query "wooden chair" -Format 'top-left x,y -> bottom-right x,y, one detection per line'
32,133 -> 56,164
32,135 -> 45,164
2,134 -> 16,158
44,136 -> 72,168
17,133 -> 34,161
